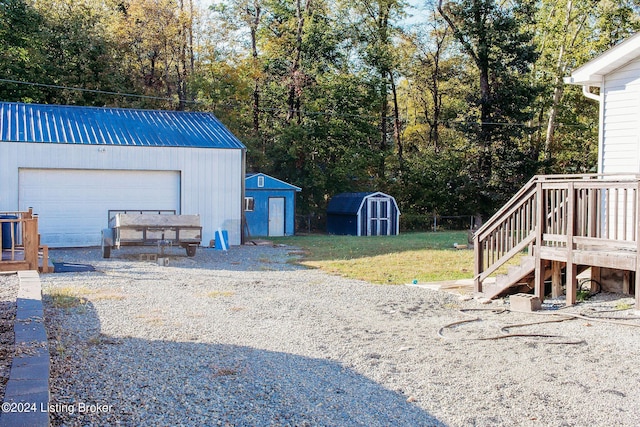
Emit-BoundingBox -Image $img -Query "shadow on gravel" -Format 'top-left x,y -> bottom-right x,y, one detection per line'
46,297 -> 446,427
49,246 -> 309,272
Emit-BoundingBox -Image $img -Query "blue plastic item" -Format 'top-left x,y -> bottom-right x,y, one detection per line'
0,215 -> 18,249
214,229 -> 229,251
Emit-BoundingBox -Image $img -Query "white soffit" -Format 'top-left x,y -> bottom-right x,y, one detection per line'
565,32 -> 640,87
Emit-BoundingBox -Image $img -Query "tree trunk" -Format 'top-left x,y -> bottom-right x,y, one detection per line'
249,1 -> 262,138
380,77 -> 388,177
390,71 -> 403,170
438,0 -> 494,212
428,25 -> 447,152
286,0 -> 309,125
478,63 -> 492,179
544,0 -> 574,162
544,57 -> 565,162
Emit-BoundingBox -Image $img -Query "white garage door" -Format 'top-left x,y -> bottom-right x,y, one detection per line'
19,169 -> 181,247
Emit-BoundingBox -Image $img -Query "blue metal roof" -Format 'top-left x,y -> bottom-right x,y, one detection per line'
327,191 -> 400,215
245,173 -> 302,191
327,192 -> 375,215
0,102 -> 245,149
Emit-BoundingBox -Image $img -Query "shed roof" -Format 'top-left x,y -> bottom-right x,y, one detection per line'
245,173 -> 301,191
327,192 -> 399,215
0,102 -> 245,149
565,32 -> 640,87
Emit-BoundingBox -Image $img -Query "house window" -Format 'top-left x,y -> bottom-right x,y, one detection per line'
245,197 -> 255,211
257,176 -> 264,188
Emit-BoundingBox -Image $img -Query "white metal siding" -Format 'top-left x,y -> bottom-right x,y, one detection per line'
19,169 -> 180,247
601,57 -> 640,174
0,142 -> 243,247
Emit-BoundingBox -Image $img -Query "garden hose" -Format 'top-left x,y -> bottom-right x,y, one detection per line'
438,306 -> 640,344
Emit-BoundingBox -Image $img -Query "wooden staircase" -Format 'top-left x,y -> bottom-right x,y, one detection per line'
481,255 -> 536,299
474,174 -> 640,309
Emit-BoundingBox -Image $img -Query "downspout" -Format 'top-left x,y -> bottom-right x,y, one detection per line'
573,81 -> 604,174
588,81 -> 605,174
582,85 -> 601,102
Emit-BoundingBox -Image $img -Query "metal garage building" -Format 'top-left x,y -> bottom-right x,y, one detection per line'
0,102 -> 246,247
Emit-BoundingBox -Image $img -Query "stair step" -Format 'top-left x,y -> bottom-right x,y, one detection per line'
484,257 -> 537,298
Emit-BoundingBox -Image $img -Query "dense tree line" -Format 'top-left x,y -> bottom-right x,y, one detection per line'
1,0 -> 639,229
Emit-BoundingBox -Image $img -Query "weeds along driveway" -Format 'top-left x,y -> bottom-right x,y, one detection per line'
41,245 -> 640,427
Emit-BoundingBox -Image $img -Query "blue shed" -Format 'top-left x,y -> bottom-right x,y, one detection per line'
327,192 -> 400,236
244,173 -> 301,237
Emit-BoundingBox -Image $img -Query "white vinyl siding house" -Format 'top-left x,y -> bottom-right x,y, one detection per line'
601,57 -> 640,173
472,34 -> 640,307
565,33 -> 640,174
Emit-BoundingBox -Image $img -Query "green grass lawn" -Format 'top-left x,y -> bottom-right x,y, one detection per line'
267,231 -> 475,285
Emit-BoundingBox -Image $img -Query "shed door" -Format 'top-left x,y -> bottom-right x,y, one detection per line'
19,168 -> 180,247
268,197 -> 285,236
367,197 -> 390,236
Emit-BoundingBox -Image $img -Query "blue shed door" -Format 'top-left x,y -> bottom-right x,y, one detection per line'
268,197 -> 285,236
367,197 -> 390,236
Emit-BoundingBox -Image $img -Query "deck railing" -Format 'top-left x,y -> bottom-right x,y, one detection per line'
540,176 -> 640,249
0,209 -> 49,272
474,174 -> 640,299
473,176 -> 539,292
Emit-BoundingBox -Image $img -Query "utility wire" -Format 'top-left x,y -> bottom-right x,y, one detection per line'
0,77 -> 386,120
0,77 -> 593,128
0,77 -> 377,118
0,78 -> 199,104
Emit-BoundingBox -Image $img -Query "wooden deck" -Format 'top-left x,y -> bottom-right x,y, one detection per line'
474,174 -> 640,309
0,210 -> 51,273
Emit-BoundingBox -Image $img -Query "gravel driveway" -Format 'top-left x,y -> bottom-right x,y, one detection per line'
41,244 -> 640,426
0,274 -> 18,403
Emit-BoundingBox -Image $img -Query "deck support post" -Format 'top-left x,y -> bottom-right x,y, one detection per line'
474,232 -> 482,293
551,261 -> 562,297
566,263 -> 577,305
534,181 -> 545,301
623,270 -> 631,295
23,217 -> 39,271
636,270 -> 640,310
635,182 -> 640,310
566,183 -> 577,306
590,266 -> 601,294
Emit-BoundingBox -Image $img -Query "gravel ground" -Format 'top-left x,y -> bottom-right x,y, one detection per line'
0,273 -> 18,403
41,244 -> 640,426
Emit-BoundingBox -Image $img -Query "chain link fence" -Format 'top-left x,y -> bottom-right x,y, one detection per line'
295,213 -> 477,234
